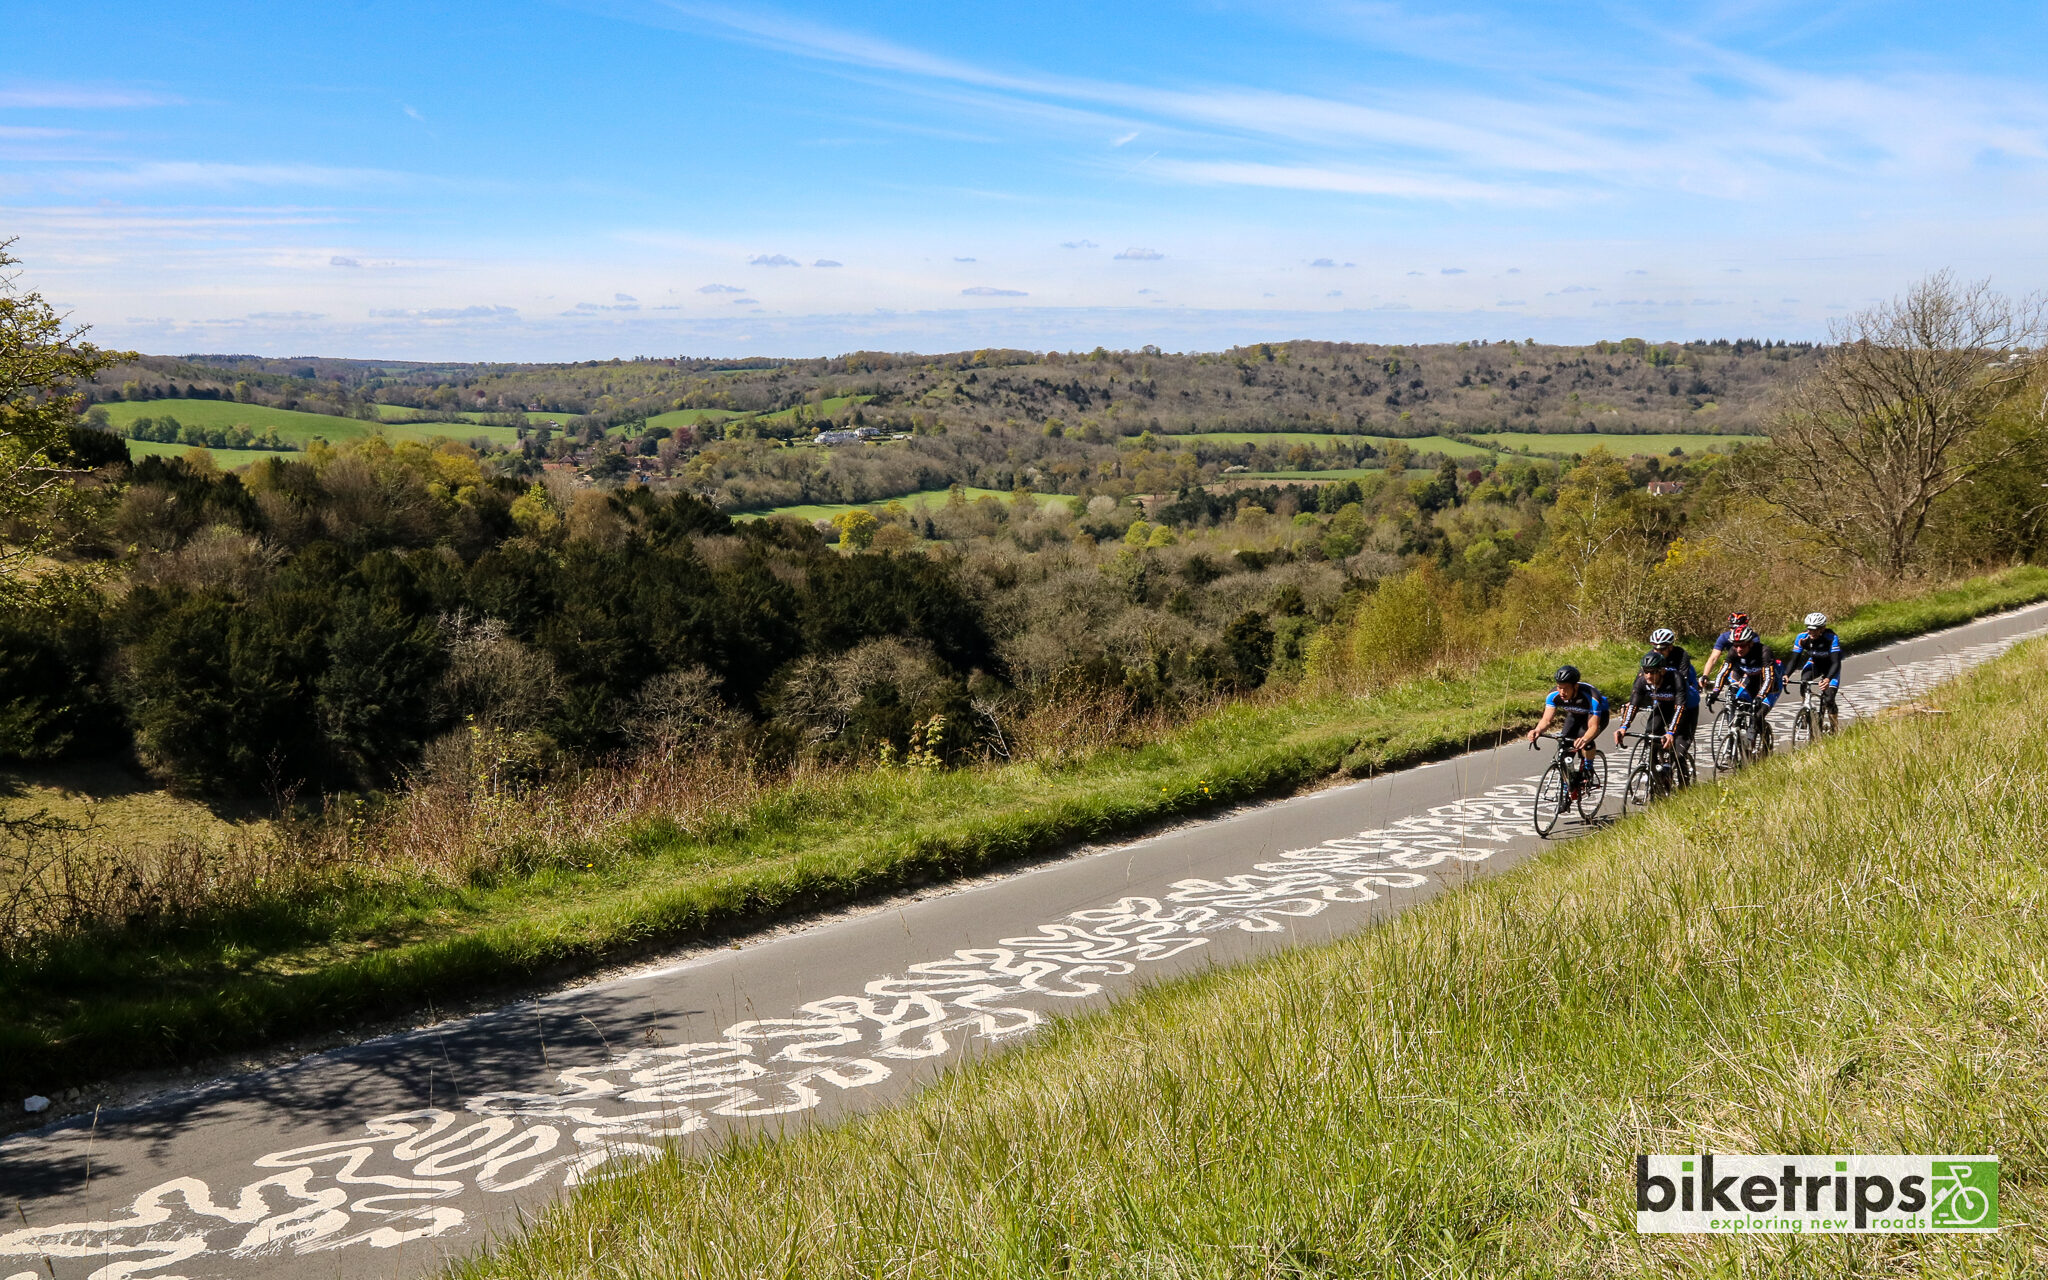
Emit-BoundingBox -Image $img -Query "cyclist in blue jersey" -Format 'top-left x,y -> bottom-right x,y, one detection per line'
1706,625 -> 1780,712
1528,665 -> 1608,806
1782,610 -> 1844,726
1614,650 -> 1698,752
1697,610 -> 1752,685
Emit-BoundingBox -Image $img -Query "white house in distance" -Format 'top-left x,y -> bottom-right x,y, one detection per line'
814,426 -> 883,445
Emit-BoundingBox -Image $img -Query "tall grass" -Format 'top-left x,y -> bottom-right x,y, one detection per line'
453,635 -> 2048,1280
5,565 -> 2046,1094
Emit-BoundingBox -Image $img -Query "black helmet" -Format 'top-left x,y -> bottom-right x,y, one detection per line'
1640,651 -> 1667,672
1554,664 -> 1580,684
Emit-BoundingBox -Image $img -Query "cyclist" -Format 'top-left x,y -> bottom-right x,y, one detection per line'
1648,627 -> 1701,693
1614,651 -> 1698,756
1527,664 -> 1609,809
1782,611 -> 1844,726
1707,625 -> 1781,716
1697,610 -> 1753,684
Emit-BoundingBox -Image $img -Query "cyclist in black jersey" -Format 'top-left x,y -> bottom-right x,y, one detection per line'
1782,610 -> 1844,720
1707,625 -> 1780,711
1648,626 -> 1700,692
1614,650 -> 1698,752
1528,664 -> 1609,809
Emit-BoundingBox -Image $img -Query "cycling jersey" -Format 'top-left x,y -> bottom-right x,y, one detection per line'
1655,644 -> 1701,693
1625,671 -> 1699,718
1720,642 -> 1780,709
1782,628 -> 1844,687
1545,684 -> 1609,736
1623,672 -> 1699,742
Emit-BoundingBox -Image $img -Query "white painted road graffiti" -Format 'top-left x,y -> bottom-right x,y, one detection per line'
5,616 -> 2044,1279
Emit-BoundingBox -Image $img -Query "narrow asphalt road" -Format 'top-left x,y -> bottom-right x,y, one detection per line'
6,602 -> 2046,1280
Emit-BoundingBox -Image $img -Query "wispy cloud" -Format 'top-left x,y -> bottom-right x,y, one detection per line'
698,283 -> 745,293
1060,239 -> 1097,249
962,285 -> 1027,296
0,84 -> 180,109
812,258 -> 842,267
370,305 -> 517,320
748,252 -> 802,266
1113,247 -> 1163,260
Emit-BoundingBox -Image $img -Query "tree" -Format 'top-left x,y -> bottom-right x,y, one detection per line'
0,240 -> 124,605
1745,273 -> 2045,578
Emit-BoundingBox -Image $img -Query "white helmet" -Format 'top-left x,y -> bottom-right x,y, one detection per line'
1649,627 -> 1676,645
1804,612 -> 1829,629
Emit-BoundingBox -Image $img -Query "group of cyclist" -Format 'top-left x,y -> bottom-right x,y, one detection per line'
1526,609 -> 1846,804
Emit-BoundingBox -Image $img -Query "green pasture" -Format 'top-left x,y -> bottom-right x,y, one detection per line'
103,399 -> 520,450
749,394 -> 875,425
1226,467 -> 1384,482
645,408 -> 745,431
1473,431 -> 1765,455
1172,431 -> 1495,458
123,439 -> 297,468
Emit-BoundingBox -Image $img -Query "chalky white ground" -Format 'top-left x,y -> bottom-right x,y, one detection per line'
5,603 -> 2044,1280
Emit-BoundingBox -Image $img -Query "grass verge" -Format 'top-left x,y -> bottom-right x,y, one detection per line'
5,565 -> 2046,1095
451,628 -> 2048,1279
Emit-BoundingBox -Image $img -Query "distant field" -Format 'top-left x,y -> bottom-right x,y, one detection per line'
373,405 -> 572,426
748,394 -> 876,426
124,439 -> 297,468
1227,467 -> 1384,482
646,408 -> 745,431
738,487 -> 1078,522
1173,432 -> 1496,459
103,400 -> 519,449
1472,431 -> 1765,455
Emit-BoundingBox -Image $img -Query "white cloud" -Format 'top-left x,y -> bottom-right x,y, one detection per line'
813,258 -> 843,267
1060,239 -> 1098,249
962,285 -> 1027,296
1111,130 -> 1140,147
1440,267 -> 1466,275
369,305 -> 517,320
749,253 -> 802,266
1325,290 -> 1342,297
954,256 -> 976,262
402,104 -> 426,123
0,85 -> 179,108
615,292 -> 637,302
247,310 -> 325,321
698,283 -> 745,293
1114,247 -> 1163,260
330,255 -> 361,268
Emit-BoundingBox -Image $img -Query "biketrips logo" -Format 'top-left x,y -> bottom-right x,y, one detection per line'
1636,1155 -> 1998,1233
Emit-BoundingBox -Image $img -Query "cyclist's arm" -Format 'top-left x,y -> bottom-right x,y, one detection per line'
1822,637 -> 1843,686
1529,701 -> 1558,742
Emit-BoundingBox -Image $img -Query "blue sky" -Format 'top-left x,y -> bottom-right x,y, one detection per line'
5,1 -> 2046,358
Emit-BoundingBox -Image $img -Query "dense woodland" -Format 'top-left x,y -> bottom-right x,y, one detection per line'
90,338 -> 1813,440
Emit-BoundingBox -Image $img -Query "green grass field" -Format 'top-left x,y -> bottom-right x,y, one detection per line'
1472,431 -> 1765,455
6,565 -> 2044,1094
748,394 -> 874,425
737,488 -> 1080,522
104,400 -> 521,455
1173,431 -> 1496,458
372,405 -> 578,426
645,407 -> 745,431
1228,467 -> 1383,482
123,439 -> 299,468
454,635 -> 2048,1280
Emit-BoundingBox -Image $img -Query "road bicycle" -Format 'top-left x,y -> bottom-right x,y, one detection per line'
1620,706 -> 1694,813
1707,687 -> 1774,776
1788,676 -> 1838,748
1532,730 -> 1607,838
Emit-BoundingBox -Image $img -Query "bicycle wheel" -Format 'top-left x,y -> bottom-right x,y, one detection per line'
1756,719 -> 1774,758
1622,762 -> 1654,813
1710,709 -> 1738,774
1674,748 -> 1696,789
1577,750 -> 1608,819
1791,707 -> 1817,749
1533,762 -> 1567,838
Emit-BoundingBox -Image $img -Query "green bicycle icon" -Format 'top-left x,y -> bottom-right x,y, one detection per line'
1931,1161 -> 1998,1228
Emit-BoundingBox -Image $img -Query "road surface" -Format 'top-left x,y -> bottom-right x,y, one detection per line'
4,602 -> 2045,1280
